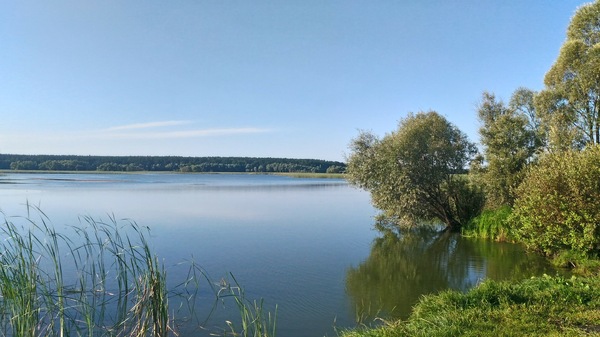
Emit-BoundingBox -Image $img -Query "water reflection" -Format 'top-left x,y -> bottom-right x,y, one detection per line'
345,227 -> 563,321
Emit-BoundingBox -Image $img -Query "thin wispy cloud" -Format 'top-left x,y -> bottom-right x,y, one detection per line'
103,121 -> 272,139
0,124 -> 273,155
105,127 -> 271,140
106,120 -> 193,131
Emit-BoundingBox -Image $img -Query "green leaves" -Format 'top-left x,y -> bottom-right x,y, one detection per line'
510,145 -> 600,257
536,0 -> 600,149
476,90 -> 538,208
347,111 -> 482,230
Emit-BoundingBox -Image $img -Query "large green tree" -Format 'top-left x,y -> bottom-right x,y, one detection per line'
535,0 -> 600,150
346,111 -> 483,231
476,90 -> 539,207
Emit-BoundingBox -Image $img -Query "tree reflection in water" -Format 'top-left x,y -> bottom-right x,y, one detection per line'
345,224 -> 563,323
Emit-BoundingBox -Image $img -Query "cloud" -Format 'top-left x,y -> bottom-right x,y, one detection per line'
104,127 -> 271,139
0,124 -> 273,155
106,120 -> 193,131
101,121 -> 272,139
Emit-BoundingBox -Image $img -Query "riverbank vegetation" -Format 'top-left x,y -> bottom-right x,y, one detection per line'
341,275 -> 600,337
344,1 -> 600,335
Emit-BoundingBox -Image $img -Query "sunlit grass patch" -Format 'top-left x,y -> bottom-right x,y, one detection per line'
462,206 -> 513,242
339,275 -> 600,337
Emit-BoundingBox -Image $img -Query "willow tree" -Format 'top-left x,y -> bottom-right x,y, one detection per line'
535,0 -> 600,150
476,91 -> 539,207
346,111 -> 483,231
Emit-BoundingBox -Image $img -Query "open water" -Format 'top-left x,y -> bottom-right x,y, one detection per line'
0,172 -> 561,336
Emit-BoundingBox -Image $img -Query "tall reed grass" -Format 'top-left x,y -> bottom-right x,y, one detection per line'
461,206 -> 513,242
218,274 -> 277,337
0,205 -> 276,337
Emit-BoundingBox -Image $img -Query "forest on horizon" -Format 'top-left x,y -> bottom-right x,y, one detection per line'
0,154 -> 346,174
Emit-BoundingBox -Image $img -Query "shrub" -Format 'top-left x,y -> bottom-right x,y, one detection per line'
510,145 -> 600,257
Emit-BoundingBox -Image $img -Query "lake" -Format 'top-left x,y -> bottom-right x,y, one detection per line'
0,172 -> 561,336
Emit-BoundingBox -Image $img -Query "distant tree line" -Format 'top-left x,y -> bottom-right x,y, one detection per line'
0,154 -> 346,174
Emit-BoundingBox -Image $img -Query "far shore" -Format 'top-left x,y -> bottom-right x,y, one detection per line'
0,170 -> 347,179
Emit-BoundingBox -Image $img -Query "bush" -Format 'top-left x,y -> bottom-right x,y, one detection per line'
510,146 -> 600,257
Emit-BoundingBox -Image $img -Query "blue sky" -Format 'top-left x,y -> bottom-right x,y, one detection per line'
0,1 -> 590,162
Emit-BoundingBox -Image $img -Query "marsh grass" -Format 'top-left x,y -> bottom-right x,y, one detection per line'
215,274 -> 277,337
0,206 -> 276,337
461,206 -> 513,241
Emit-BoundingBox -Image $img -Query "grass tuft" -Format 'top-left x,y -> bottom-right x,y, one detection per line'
462,206 -> 513,241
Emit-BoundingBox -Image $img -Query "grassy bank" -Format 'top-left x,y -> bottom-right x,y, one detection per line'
342,206 -> 600,337
340,274 -> 600,337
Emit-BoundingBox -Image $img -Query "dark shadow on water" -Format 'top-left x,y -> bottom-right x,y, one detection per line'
345,225 -> 566,323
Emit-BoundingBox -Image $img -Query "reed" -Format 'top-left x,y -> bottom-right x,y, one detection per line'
219,274 -> 277,337
0,206 -> 276,337
461,206 -> 513,241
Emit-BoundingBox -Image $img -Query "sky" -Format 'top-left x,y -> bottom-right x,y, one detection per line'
0,1 -> 592,162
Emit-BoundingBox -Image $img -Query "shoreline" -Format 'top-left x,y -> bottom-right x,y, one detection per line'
0,170 -> 347,179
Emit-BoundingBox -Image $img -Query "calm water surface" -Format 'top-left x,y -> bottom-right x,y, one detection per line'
0,173 -> 562,336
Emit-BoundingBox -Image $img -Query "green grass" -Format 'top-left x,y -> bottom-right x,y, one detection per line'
0,206 -> 276,337
552,251 -> 600,276
462,206 -> 513,242
0,208 -> 172,336
339,274 -> 600,337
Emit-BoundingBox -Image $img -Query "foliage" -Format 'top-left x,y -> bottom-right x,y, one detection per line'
534,0 -> 600,150
462,206 -> 513,242
510,145 -> 600,257
510,87 -> 547,151
0,154 -> 345,174
474,91 -> 539,207
346,111 -> 483,230
326,165 -> 346,173
340,275 -> 600,337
